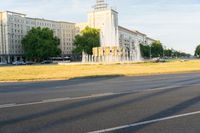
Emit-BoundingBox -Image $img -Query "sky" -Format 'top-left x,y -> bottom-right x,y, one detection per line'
0,0 -> 200,54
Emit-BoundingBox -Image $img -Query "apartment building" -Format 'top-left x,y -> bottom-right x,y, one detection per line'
0,11 -> 75,63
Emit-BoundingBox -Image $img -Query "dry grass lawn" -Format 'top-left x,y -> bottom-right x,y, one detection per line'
0,60 -> 200,82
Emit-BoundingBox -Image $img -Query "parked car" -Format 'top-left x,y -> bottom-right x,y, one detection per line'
151,57 -> 160,62
0,62 -> 7,65
50,57 -> 71,64
25,61 -> 35,65
12,61 -> 26,65
41,60 -> 53,64
151,57 -> 166,63
159,58 -> 167,62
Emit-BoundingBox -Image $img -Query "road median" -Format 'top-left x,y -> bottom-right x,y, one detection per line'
0,60 -> 200,82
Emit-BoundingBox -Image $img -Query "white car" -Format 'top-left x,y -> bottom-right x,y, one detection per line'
12,61 -> 26,65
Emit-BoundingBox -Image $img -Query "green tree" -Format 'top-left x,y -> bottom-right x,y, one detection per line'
164,49 -> 173,57
73,26 -> 100,55
151,41 -> 163,58
140,44 -> 150,58
22,27 -> 61,62
195,45 -> 200,58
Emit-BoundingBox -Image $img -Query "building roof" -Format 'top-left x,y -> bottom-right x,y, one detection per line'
25,17 -> 75,24
119,26 -> 146,36
118,26 -> 137,35
135,30 -> 146,36
147,36 -> 156,42
2,10 -> 75,24
6,11 -> 26,16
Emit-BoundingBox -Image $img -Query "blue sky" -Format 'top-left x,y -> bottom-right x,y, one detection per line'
1,0 -> 200,54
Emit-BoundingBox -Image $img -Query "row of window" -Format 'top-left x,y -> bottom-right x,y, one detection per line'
10,23 -> 23,29
10,35 -> 23,39
9,22 -> 74,34
8,17 -> 24,23
63,42 -> 72,45
62,34 -> 72,37
61,25 -> 74,29
11,29 -> 23,34
9,50 -> 23,54
11,39 -> 21,44
9,16 -> 74,29
62,38 -> 72,41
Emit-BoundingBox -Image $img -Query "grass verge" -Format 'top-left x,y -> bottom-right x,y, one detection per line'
0,60 -> 200,82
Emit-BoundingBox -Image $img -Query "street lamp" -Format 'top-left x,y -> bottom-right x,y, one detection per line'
149,44 -> 152,60
163,45 -> 166,58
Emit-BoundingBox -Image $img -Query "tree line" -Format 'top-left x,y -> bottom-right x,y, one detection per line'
140,41 -> 191,59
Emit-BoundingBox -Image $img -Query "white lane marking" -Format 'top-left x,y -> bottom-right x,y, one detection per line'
42,97 -> 71,102
0,93 -> 115,109
91,93 -> 115,97
142,85 -> 181,92
89,110 -> 200,133
0,103 -> 16,108
69,93 -> 115,101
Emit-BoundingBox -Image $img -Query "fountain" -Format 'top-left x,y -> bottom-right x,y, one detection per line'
82,43 -> 142,63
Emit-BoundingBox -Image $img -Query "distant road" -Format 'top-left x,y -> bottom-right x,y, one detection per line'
0,73 -> 200,133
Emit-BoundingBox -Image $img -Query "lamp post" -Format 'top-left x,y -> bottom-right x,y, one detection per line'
163,45 -> 166,58
149,44 -> 152,60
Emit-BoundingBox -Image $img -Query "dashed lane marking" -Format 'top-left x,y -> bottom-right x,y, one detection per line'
0,93 -> 115,109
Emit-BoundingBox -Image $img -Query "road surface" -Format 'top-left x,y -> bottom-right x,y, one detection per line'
0,73 -> 200,133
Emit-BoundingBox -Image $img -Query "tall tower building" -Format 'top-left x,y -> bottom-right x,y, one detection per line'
88,0 -> 119,47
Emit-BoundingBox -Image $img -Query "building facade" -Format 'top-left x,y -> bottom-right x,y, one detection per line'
0,11 -> 75,63
88,7 -> 119,47
0,0 -> 156,63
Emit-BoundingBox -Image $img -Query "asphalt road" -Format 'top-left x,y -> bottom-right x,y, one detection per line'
0,73 -> 200,133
